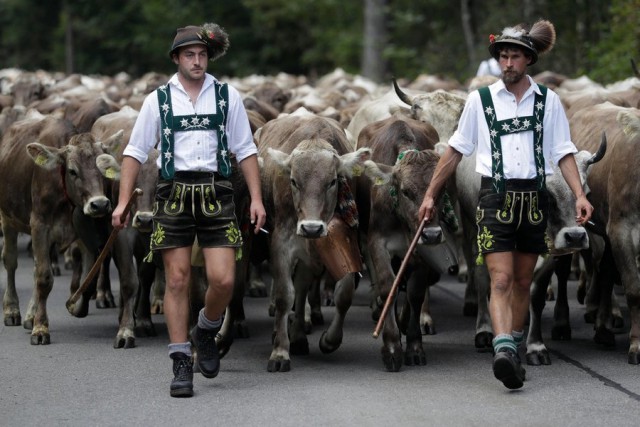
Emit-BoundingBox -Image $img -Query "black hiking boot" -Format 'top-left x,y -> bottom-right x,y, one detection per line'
190,325 -> 220,378
493,348 -> 525,390
170,352 -> 194,398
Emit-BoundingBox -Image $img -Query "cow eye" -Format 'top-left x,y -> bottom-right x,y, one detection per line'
401,188 -> 412,198
290,178 -> 298,189
328,179 -> 336,189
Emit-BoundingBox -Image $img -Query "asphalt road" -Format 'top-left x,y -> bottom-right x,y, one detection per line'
1,234 -> 638,426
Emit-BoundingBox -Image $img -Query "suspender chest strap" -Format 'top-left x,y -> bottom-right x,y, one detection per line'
156,81 -> 231,180
478,85 -> 548,193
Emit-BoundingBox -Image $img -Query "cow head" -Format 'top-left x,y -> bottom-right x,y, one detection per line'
268,140 -> 370,237
26,131 -> 120,217
545,132 -> 606,253
393,79 -> 466,143
96,149 -> 158,233
363,149 -> 446,245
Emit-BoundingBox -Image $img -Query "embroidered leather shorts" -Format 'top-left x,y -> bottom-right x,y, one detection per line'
475,178 -> 549,255
150,171 -> 242,251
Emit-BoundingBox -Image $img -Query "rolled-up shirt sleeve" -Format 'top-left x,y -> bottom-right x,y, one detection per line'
122,94 -> 160,164
227,86 -> 257,163
448,91 -> 480,157
544,90 -> 577,166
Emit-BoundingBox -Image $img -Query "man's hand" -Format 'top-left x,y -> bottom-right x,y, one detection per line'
575,195 -> 593,226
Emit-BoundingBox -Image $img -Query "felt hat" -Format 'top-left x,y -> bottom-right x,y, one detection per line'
488,20 -> 556,66
169,23 -> 230,61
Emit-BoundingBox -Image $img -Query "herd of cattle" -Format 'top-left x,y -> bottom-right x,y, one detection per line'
1,64 -> 639,373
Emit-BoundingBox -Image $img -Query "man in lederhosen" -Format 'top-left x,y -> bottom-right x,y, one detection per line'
418,20 -> 593,389
112,23 -> 266,397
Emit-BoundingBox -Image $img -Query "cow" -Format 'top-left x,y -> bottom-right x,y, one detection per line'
0,112 -> 119,344
567,103 -> 640,365
256,112 -> 370,372
354,115 -> 456,371
346,79 -> 466,147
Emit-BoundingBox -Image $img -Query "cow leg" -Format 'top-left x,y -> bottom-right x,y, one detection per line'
267,238 -> 294,372
608,227 -> 640,364
29,227 -> 55,345
460,232 -> 478,317
289,263 -> 312,356
2,223 -> 21,326
307,273 -> 325,328
551,254 -> 572,341
420,287 -> 436,335
593,241 -> 616,348
134,257 -> 157,337
527,256 -> 553,365
247,260 -> 269,298
319,272 -> 355,354
111,232 -> 137,349
95,254 -> 116,309
404,267 -> 431,366
474,263 -> 493,352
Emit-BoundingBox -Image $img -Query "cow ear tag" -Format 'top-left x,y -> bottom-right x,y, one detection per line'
374,177 -> 385,186
352,164 -> 363,176
104,167 -> 117,180
35,154 -> 48,166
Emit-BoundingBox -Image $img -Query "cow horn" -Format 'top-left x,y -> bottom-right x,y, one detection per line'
586,131 -> 607,165
631,58 -> 639,78
392,78 -> 413,106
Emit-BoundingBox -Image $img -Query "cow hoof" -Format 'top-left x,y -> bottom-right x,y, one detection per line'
268,304 -> 275,317
310,311 -> 324,326
96,293 -> 116,309
234,322 -> 250,339
4,313 -> 21,326
134,321 -> 157,338
216,333 -> 233,359
421,323 -> 436,335
628,351 -> 640,365
382,347 -> 403,372
290,339 -> 309,356
612,315 -> 624,332
594,327 -> 616,348
23,318 -> 33,330
114,336 -> 136,349
583,311 -> 596,324
248,284 -> 267,298
151,300 -> 164,314
462,302 -> 477,317
267,358 -> 291,373
475,332 -> 494,352
577,286 -> 586,305
546,288 -> 555,302
319,330 -> 342,354
526,350 -> 551,366
404,346 -> 427,366
52,265 -> 61,276
30,333 -> 50,345
371,304 -> 381,323
551,325 -> 572,341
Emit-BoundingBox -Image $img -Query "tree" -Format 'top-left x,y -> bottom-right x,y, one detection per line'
362,0 -> 389,83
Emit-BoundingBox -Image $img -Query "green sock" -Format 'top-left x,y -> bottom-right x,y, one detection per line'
492,333 -> 517,353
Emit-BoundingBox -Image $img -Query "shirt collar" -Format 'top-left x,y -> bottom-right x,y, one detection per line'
492,75 -> 540,98
168,73 -> 216,94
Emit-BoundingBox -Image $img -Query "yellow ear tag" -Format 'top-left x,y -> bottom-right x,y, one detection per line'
374,177 -> 385,185
105,167 -> 117,179
352,164 -> 363,177
35,154 -> 47,166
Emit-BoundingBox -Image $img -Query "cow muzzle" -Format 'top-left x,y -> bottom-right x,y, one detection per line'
552,226 -> 589,253
419,225 -> 444,245
297,220 -> 327,238
132,211 -> 153,233
83,196 -> 112,217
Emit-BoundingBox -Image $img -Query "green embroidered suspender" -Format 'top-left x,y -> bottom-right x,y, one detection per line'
478,85 -> 548,193
157,81 -> 231,180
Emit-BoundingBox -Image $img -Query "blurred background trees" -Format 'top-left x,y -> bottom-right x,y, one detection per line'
0,0 -> 637,84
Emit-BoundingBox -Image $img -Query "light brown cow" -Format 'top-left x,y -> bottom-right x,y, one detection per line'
0,112 -> 119,344
569,103 -> 640,365
355,115 -> 455,371
257,112 -> 370,372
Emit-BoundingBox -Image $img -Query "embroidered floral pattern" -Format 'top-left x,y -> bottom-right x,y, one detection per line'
151,224 -> 166,247
226,222 -> 241,244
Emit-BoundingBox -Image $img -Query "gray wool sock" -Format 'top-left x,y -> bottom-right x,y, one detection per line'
168,342 -> 192,357
197,308 -> 223,330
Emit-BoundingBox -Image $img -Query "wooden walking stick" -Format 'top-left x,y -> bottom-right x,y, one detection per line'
65,188 -> 143,314
372,217 -> 428,339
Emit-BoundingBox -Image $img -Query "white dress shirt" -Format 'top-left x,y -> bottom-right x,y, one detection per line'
124,73 -> 256,172
448,76 -> 576,179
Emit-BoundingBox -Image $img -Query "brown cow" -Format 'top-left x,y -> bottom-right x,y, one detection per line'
0,112 -> 119,344
356,116 -> 455,371
569,103 -> 640,365
257,112 -> 370,372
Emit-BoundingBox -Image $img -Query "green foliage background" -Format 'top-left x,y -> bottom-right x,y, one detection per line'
0,0 -> 637,84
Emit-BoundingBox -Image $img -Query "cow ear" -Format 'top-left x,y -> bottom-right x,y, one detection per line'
338,147 -> 371,177
267,148 -> 291,174
363,160 -> 392,186
98,129 -> 125,154
26,142 -> 63,170
96,153 -> 121,180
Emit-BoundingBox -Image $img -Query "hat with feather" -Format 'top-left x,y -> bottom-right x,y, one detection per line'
169,23 -> 230,61
488,19 -> 556,65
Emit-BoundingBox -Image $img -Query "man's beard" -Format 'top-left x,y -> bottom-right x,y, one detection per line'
502,69 -> 525,85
